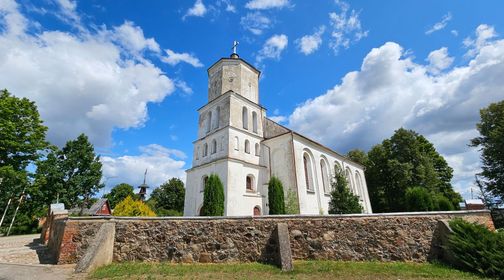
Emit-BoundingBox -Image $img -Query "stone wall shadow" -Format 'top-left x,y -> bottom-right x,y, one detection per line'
259,227 -> 279,266
25,238 -> 57,264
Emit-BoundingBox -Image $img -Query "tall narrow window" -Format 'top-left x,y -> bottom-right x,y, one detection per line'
203,143 -> 208,157
242,107 -> 248,129
345,168 -> 353,193
252,111 -> 258,133
196,146 -> 200,160
214,106 -> 220,129
206,111 -> 212,133
320,159 -> 330,194
220,136 -> 224,151
245,140 -> 250,154
234,136 -> 239,151
246,175 -> 253,191
211,139 -> 217,154
201,175 -> 208,192
303,153 -> 314,191
255,143 -> 260,156
355,172 -> 362,197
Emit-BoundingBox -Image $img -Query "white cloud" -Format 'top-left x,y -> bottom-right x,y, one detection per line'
451,30 -> 458,37
297,26 -> 325,55
101,144 -> 187,191
54,0 -> 80,26
240,12 -> 271,35
288,25 -> 504,198
426,12 -> 452,35
161,49 -> 204,67
175,80 -> 193,95
329,1 -> 368,54
268,115 -> 287,123
0,0 -> 175,147
245,0 -> 290,10
427,47 -> 454,74
463,24 -> 497,57
256,34 -> 288,63
183,0 -> 207,19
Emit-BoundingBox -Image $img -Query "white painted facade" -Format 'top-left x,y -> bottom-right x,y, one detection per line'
184,54 -> 372,216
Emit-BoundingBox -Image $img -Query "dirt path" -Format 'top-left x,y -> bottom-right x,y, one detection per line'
0,234 -> 76,280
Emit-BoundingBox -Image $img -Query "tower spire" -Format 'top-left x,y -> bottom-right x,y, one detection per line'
231,40 -> 239,58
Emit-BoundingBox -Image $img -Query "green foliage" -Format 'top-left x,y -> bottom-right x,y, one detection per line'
329,166 -> 363,214
366,128 -> 461,212
113,196 -> 156,217
470,100 -> 504,199
447,218 -> 504,278
434,194 -> 455,211
105,183 -> 135,209
149,178 -> 185,214
268,176 -> 286,214
285,188 -> 300,214
347,149 -> 368,166
201,174 -> 224,216
33,134 -> 103,211
405,187 -> 433,211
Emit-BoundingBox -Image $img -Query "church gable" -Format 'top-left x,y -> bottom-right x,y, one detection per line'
263,118 -> 291,139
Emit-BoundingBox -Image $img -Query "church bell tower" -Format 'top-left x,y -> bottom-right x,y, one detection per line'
184,43 -> 268,216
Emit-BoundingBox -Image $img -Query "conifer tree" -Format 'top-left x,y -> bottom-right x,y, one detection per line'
201,174 -> 224,216
268,176 -> 286,214
329,166 -> 362,214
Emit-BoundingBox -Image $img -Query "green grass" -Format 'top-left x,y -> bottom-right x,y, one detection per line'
88,260 -> 486,280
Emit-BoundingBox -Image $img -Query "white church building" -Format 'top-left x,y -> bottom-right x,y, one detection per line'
184,51 -> 372,216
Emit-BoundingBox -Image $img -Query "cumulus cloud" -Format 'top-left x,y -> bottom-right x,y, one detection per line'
245,0 -> 290,10
256,34 -> 288,63
183,0 -> 207,19
297,26 -> 325,55
425,12 -> 452,35
0,0 -> 176,147
427,47 -> 454,74
329,0 -> 368,54
288,25 -> 504,198
101,144 -> 187,191
240,12 -> 271,35
463,24 -> 497,57
161,49 -> 204,67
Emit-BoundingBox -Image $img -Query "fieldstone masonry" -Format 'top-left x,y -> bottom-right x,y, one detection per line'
48,210 -> 494,266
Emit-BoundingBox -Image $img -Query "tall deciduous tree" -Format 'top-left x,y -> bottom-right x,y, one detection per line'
104,183 -> 135,209
201,174 -> 224,216
366,128 -> 461,212
149,178 -> 185,214
471,100 -> 504,199
268,176 -> 285,214
329,165 -> 363,214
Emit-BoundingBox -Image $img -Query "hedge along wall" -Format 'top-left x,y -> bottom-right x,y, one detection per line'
52,210 -> 494,265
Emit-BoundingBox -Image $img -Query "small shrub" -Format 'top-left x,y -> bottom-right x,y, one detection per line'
285,188 -> 299,214
447,218 -> 504,278
268,176 -> 285,214
113,196 -> 156,217
405,187 -> 433,211
201,174 -> 225,216
434,194 -> 455,211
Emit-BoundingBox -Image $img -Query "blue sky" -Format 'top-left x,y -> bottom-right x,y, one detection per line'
1,0 -> 504,199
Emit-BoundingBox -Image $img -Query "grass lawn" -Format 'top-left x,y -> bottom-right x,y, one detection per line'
88,260 -> 484,280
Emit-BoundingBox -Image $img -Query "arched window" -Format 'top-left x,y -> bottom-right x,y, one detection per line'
246,175 -> 254,192
320,159 -> 330,194
242,107 -> 248,130
220,136 -> 224,151
245,140 -> 250,154
253,206 -> 261,216
255,143 -> 260,156
345,168 -> 354,193
355,172 -> 363,197
214,106 -> 220,129
303,153 -> 314,191
211,139 -> 217,154
206,111 -> 212,133
333,162 -> 342,191
252,111 -> 258,133
203,143 -> 208,157
201,175 -> 208,192
234,136 -> 239,151
196,146 -> 200,160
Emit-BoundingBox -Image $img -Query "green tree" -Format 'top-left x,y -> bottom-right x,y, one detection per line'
34,134 -> 103,212
285,188 -> 299,214
113,196 -> 156,217
329,165 -> 363,214
268,176 -> 285,214
405,187 -> 433,212
347,149 -> 368,166
470,100 -> 504,199
366,128 -> 461,212
201,174 -> 224,216
149,178 -> 185,215
104,183 -> 135,209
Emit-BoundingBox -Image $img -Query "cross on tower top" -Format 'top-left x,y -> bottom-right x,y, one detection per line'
230,40 -> 239,58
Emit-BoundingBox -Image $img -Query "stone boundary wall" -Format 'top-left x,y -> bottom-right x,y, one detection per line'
52,210 -> 494,265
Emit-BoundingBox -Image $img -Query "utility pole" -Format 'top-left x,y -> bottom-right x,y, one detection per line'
6,188 -> 26,236
0,178 -> 11,228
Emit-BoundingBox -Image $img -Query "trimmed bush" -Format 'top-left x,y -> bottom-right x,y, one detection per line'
268,176 -> 285,214
434,194 -> 455,211
113,196 -> 156,217
447,218 -> 504,278
201,174 -> 225,216
405,187 -> 433,211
